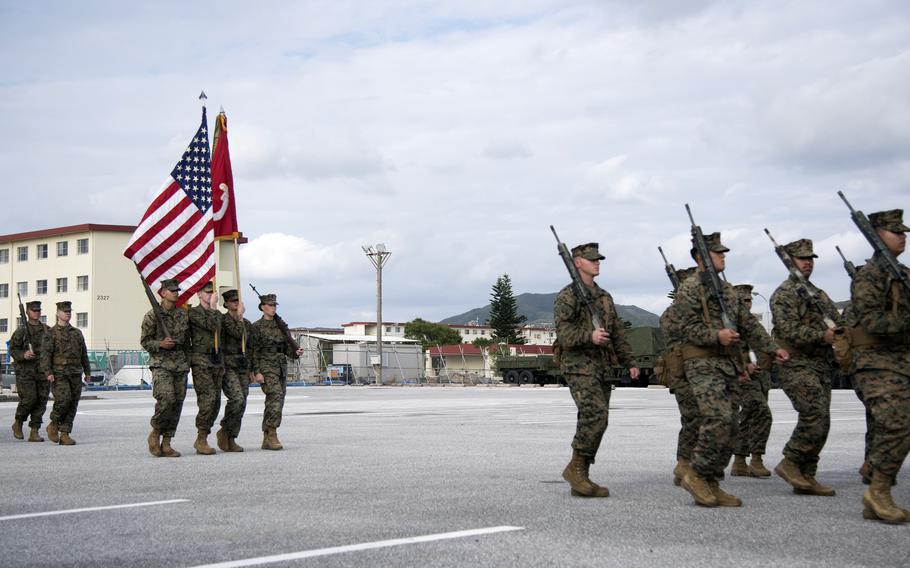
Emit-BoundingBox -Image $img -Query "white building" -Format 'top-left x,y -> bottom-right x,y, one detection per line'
341,321 -> 556,345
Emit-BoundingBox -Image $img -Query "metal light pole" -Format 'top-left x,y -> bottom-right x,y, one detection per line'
751,291 -> 772,334
363,243 -> 391,385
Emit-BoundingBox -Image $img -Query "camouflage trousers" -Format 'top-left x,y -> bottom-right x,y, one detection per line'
853,368 -> 910,478
732,376 -> 772,456
150,368 -> 188,438
191,360 -> 223,433
220,365 -> 250,438
778,364 -> 832,476
49,371 -> 82,433
261,367 -> 287,431
14,369 -> 50,428
565,373 -> 613,460
684,358 -> 739,480
672,379 -> 700,461
853,382 -> 875,460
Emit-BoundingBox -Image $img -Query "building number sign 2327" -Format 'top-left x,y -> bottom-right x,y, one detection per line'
96,295 -> 110,301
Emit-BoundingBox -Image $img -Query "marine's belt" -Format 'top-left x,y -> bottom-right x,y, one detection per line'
680,343 -> 727,361
258,346 -> 285,354
851,327 -> 910,348
52,356 -> 82,365
191,347 -> 216,354
774,339 -> 831,359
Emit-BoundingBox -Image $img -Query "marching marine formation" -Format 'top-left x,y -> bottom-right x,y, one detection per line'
846,208 -> 910,523
248,292 -> 304,451
553,241 -> 639,497
770,239 -> 842,495
10,300 -> 51,442
40,301 -> 91,445
663,230 -> 787,507
729,284 -> 773,478
187,281 -> 224,455
140,279 -> 191,457
217,289 -> 253,452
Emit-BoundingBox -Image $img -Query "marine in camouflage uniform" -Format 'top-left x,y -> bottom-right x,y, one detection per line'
140,279 -> 191,458
848,209 -> 910,523
659,267 -> 700,486
554,243 -> 639,498
40,301 -> 91,445
729,285 -> 773,478
770,239 -> 842,496
187,281 -> 224,455
216,289 -> 253,452
10,300 -> 51,442
249,293 -> 303,451
841,301 -> 877,483
664,232 -> 786,507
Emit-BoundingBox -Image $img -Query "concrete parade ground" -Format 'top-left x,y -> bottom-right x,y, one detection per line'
1,385 -> 907,567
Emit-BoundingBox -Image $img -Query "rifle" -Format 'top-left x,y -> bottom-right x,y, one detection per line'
249,284 -> 300,352
763,228 -> 838,329
684,205 -> 745,375
134,264 -> 170,339
16,293 -> 34,353
838,191 -> 910,294
658,246 -> 680,291
835,245 -> 857,279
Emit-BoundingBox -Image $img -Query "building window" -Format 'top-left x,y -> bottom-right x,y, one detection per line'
0,283 -> 7,298
0,319 -> 6,333
56,278 -> 68,293
77,238 -> 89,255
36,280 -> 48,295
77,275 -> 89,291
0,249 -> 8,264
17,246 -> 28,262
385,326 -> 392,333
36,244 -> 48,259
76,313 -> 88,328
395,327 -> 401,333
57,241 -> 68,257
17,282 -> 27,297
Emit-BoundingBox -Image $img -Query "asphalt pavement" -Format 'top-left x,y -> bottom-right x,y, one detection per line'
0,385 -> 907,567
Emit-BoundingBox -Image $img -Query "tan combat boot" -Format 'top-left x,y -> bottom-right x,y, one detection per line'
673,458 -> 692,487
160,436 -> 181,458
29,427 -> 44,442
227,437 -> 244,452
216,428 -> 230,452
859,460 -> 872,485
58,432 -> 76,445
682,470 -> 718,507
774,457 -> 812,491
46,421 -> 60,443
194,431 -> 216,455
577,456 -> 610,497
12,420 -> 24,440
562,451 -> 598,497
795,476 -> 836,496
708,480 -> 742,507
265,427 -> 283,451
730,455 -> 750,476
148,428 -> 162,457
862,471 -> 908,524
749,453 -> 771,477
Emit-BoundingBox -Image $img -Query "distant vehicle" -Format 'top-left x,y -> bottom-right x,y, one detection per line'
325,363 -> 355,384
496,327 -> 665,387
1,361 -> 15,389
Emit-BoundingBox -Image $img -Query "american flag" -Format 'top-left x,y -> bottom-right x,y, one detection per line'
124,108 -> 214,306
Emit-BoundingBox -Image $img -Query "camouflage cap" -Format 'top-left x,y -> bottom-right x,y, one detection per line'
869,209 -> 909,233
675,267 -> 697,282
702,232 -> 730,253
571,242 -> 605,261
783,238 -> 818,259
222,289 -> 239,303
733,284 -> 754,300
159,278 -> 181,292
198,281 -> 214,293
25,300 -> 42,311
258,293 -> 278,309
56,301 -> 72,312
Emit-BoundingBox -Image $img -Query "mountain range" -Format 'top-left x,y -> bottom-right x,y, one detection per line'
440,292 -> 660,328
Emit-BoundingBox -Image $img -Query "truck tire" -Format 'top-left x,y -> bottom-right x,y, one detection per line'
518,370 -> 534,384
504,370 -> 519,384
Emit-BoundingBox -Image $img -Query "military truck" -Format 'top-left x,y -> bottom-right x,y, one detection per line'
496,327 -> 665,387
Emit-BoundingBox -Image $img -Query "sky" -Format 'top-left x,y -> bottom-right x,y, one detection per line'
2,1 -> 909,327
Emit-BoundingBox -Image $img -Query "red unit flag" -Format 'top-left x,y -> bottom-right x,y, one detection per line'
211,111 -> 239,239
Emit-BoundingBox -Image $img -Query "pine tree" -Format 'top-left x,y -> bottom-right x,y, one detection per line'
488,274 -> 527,344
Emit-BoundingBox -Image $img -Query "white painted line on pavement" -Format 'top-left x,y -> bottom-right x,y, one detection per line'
189,525 -> 525,568
774,418 -> 867,424
0,499 -> 190,521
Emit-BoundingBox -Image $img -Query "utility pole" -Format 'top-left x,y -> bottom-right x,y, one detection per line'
362,243 -> 391,385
